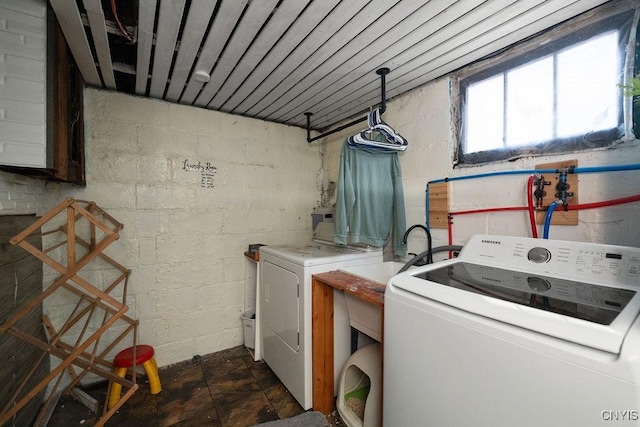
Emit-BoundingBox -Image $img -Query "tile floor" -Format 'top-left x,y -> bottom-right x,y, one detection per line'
47,346 -> 346,427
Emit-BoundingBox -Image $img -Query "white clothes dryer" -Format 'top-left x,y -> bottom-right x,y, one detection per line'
384,234 -> 640,427
259,224 -> 382,409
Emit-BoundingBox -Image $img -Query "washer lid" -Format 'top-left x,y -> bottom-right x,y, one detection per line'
260,242 -> 381,266
390,260 -> 640,354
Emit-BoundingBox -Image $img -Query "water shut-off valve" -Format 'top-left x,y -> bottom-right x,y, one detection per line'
555,168 -> 574,210
533,174 -> 550,208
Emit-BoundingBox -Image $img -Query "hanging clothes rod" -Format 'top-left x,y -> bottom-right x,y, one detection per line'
304,68 -> 390,143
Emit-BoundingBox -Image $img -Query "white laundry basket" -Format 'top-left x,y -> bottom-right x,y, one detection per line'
337,343 -> 381,427
241,311 -> 255,349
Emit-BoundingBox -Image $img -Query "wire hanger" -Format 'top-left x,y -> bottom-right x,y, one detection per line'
346,106 -> 408,152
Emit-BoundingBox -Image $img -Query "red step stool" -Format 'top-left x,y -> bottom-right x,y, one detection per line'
107,345 -> 162,409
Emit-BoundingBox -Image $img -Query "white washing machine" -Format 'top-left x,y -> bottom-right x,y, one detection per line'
259,223 -> 382,409
385,234 -> 640,427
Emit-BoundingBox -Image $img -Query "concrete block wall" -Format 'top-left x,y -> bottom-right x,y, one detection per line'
0,170 -> 45,215
43,88 -> 322,366
322,78 -> 640,257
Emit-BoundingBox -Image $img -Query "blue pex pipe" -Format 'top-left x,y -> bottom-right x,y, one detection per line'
428,168 -> 557,185
543,201 -> 561,239
425,163 -> 640,229
574,164 -> 640,173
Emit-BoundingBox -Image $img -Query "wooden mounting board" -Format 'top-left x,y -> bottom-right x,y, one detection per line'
535,160 -> 579,226
428,182 -> 450,229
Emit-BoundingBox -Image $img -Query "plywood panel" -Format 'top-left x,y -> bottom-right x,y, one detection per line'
535,160 -> 579,226
0,215 -> 48,427
429,182 -> 449,229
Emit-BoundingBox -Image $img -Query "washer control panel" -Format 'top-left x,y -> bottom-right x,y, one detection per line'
461,235 -> 640,287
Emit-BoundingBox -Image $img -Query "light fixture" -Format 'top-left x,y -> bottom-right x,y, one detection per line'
193,70 -> 211,83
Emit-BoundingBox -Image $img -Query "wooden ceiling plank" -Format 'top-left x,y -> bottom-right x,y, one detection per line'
149,0 -> 187,98
274,0 -> 483,124
49,0 -> 101,86
206,0 -> 310,110
82,0 -> 116,89
292,0 -> 558,127
269,0 -> 468,123
245,0 -> 396,117
194,0 -> 280,107
179,0 -> 249,105
246,0 -> 408,119
285,0 -> 518,127
219,0 -> 341,113
386,0 -> 612,105
302,0 -> 609,130
135,0 -> 157,95
230,0 -> 371,115
164,0 -> 217,102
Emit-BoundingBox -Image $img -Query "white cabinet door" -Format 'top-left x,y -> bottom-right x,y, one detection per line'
0,0 -> 47,168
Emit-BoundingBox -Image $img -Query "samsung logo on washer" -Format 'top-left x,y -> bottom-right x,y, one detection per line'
481,239 -> 501,245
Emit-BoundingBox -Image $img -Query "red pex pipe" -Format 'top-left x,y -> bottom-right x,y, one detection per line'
565,194 -> 640,210
447,193 -> 640,243
451,206 -> 527,215
527,174 -> 538,238
447,214 -> 453,258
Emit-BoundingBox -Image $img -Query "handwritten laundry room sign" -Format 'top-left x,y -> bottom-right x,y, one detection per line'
182,159 -> 217,189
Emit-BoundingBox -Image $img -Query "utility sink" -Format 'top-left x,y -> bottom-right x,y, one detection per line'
337,261 -> 407,341
338,261 -> 406,286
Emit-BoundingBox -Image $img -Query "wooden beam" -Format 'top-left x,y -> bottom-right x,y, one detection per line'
311,276 -> 335,414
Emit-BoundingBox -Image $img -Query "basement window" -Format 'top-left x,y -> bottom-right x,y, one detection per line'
454,5 -> 637,165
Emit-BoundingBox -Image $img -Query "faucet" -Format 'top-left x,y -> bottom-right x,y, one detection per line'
402,224 -> 433,265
